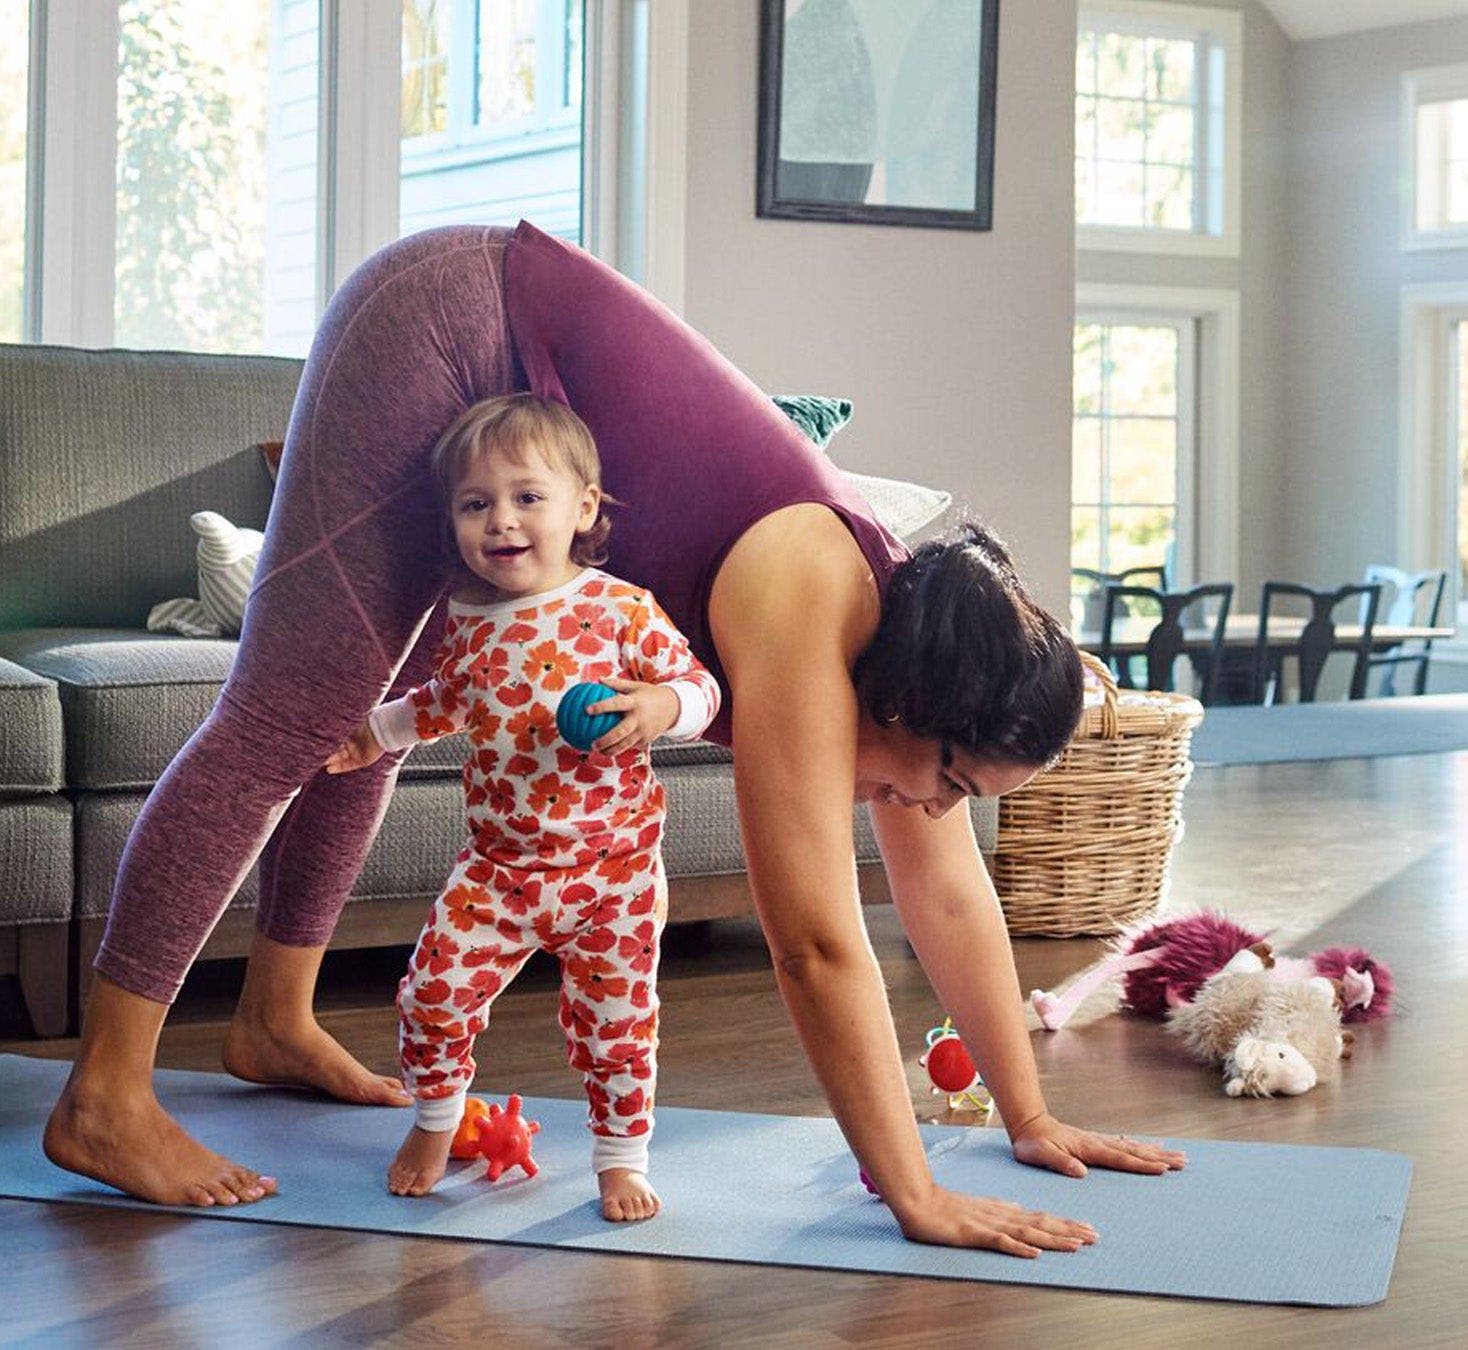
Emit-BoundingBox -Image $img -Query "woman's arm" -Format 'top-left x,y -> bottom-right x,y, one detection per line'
709,509 -> 1101,1254
868,798 -> 1187,1177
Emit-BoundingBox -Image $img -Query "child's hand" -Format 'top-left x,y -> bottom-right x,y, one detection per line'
325,721 -> 385,774
588,677 -> 680,755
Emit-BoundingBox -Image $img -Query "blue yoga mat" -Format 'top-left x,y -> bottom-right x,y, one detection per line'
1191,695 -> 1468,766
0,1055 -> 1409,1305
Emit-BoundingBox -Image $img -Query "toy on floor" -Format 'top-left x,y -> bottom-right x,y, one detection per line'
919,1019 -> 994,1119
856,1018 -> 996,1203
1166,949 -> 1352,1097
1028,910 -> 1393,1032
555,681 -> 624,751
449,1094 -> 541,1181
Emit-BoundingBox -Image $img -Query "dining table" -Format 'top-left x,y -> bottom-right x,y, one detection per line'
1075,614 -> 1453,658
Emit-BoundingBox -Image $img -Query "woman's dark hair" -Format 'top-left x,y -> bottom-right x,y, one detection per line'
852,521 -> 1084,766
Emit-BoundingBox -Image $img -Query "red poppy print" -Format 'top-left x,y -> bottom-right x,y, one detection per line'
523,640 -> 578,692
560,602 -> 618,655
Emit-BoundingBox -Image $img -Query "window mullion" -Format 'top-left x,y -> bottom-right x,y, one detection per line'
320,0 -> 401,305
36,0 -> 119,346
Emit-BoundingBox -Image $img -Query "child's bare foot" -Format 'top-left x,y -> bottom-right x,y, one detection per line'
599,1167 -> 661,1222
388,1124 -> 453,1196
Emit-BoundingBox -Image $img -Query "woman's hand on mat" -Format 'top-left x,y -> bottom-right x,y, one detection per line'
588,677 -> 680,754
894,1183 -> 1098,1258
324,722 -> 385,774
1008,1112 -> 1187,1178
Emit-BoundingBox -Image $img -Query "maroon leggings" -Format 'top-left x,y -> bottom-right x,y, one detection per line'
97,227 -> 522,1003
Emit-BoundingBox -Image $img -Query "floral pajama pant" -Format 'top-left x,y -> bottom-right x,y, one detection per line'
397,844 -> 666,1174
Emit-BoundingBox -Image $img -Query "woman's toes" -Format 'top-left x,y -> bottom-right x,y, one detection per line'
189,1185 -> 217,1207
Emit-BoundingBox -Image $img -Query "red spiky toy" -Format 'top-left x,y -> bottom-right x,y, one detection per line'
449,1094 -> 541,1182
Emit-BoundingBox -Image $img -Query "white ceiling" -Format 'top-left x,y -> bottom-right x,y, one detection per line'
1262,0 -> 1468,41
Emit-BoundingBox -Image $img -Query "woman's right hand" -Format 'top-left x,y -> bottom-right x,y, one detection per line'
893,1182 -> 1097,1258
324,722 -> 385,774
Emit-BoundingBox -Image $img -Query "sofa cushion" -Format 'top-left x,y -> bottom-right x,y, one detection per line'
0,627 -> 733,790
0,796 -> 72,923
0,658 -> 63,795
0,342 -> 300,631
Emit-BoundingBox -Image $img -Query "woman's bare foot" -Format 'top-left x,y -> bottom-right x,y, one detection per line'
388,1125 -> 454,1196
599,1168 -> 662,1222
43,1074 -> 276,1207
222,1015 -> 412,1107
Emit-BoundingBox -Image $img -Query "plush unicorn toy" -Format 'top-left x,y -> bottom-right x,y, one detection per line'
1029,910 -> 1393,1032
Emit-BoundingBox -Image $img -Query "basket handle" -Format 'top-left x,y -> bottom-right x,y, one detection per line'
1078,649 -> 1120,740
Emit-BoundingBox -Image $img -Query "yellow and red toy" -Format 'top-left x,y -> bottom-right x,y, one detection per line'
449,1094 -> 542,1182
919,1018 -> 993,1119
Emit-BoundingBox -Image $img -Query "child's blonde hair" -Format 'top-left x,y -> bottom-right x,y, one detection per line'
429,393 -> 614,580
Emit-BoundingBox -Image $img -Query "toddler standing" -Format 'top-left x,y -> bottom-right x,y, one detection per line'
326,394 -> 719,1220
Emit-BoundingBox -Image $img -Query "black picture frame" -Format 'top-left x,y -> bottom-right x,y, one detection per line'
757,0 -> 1000,231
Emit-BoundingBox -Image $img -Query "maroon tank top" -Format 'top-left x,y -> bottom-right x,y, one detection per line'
504,220 -> 908,745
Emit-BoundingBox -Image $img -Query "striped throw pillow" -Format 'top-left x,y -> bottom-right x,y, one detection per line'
191,510 -> 264,636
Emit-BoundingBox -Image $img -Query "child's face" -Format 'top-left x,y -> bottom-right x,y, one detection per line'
451,440 -> 601,599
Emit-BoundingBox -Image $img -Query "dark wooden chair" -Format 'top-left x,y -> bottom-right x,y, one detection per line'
1099,582 -> 1234,703
1253,581 -> 1384,703
1362,565 -> 1447,696
1072,566 -> 1169,688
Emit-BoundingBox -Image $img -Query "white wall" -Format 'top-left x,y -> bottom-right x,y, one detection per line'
680,1 -> 1079,614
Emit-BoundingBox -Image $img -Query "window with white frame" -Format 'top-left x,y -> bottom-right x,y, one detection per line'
8,0 -> 653,359
1076,1 -> 1239,256
1405,64 -> 1468,248
1071,315 -> 1196,627
399,0 -> 584,241
0,0 -> 31,341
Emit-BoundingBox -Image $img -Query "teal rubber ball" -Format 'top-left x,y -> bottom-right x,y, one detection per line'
556,681 -> 623,751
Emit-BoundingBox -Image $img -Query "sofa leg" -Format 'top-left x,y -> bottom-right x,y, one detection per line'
75,918 -> 104,1017
17,923 -> 71,1037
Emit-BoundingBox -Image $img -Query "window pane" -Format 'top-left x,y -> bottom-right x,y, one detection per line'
1097,96 -> 1146,163
1073,417 -> 1102,503
1107,325 -> 1177,416
0,0 -> 28,341
479,0 -> 539,125
1146,38 -> 1194,103
1148,164 -> 1193,229
1109,417 -> 1177,504
402,0 -> 451,138
401,0 -> 584,244
1107,505 -> 1174,577
1076,31 -> 1096,97
1147,104 -> 1194,167
1096,32 -> 1146,99
1093,160 -> 1145,226
1072,507 -> 1102,574
1074,324 -> 1104,413
115,0 -> 321,356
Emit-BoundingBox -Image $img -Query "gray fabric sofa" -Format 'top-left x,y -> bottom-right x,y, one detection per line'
0,341 -> 996,1036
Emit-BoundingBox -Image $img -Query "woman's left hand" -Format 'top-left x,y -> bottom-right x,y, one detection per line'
1008,1112 -> 1187,1178
588,677 -> 680,755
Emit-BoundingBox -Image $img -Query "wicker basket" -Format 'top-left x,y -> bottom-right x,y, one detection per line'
991,651 -> 1204,937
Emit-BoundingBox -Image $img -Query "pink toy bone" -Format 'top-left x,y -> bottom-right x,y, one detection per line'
470,1094 -> 541,1182
1029,911 -> 1393,1032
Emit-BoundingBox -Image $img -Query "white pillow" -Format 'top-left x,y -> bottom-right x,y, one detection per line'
840,470 -> 952,541
146,510 -> 263,639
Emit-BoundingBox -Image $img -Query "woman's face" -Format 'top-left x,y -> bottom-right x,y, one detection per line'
853,720 -> 1038,817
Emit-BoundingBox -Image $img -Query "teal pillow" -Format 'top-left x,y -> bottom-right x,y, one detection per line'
771,394 -> 853,447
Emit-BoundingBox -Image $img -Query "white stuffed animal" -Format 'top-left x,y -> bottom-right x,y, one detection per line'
1165,949 -> 1351,1098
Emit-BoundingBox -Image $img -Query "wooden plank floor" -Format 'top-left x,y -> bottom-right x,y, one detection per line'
4,753 -> 1464,1346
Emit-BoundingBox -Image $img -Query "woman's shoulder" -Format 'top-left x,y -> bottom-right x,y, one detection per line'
712,504 -> 882,663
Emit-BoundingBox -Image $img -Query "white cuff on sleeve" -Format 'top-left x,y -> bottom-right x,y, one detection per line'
414,1089 -> 468,1134
662,680 -> 711,742
368,697 -> 420,754
591,1128 -> 652,1175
